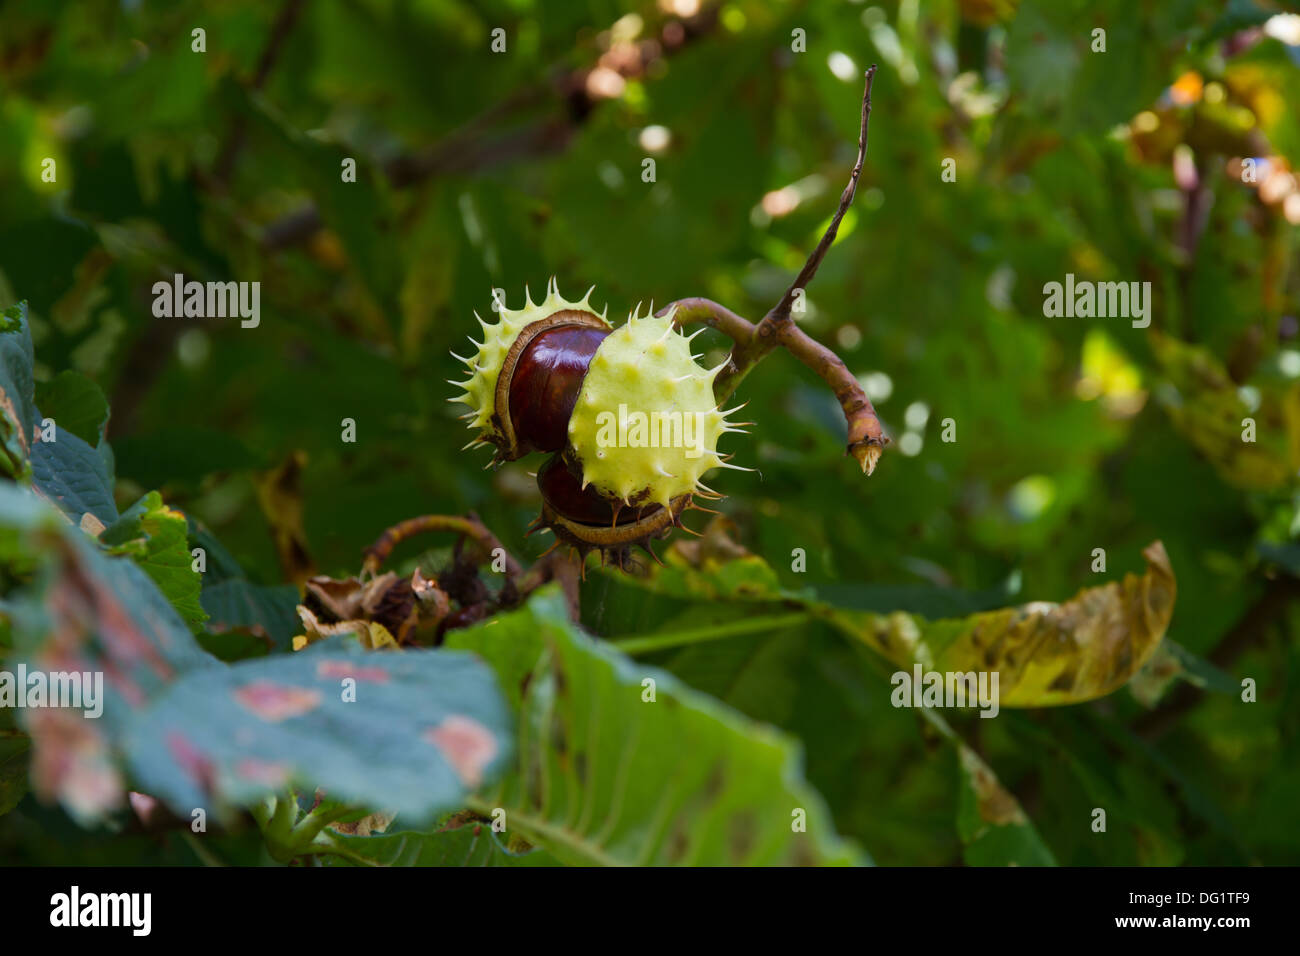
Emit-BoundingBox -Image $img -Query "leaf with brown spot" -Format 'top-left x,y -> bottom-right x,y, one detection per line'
445,588 -> 864,866
425,715 -> 499,789
835,542 -> 1177,707
298,571 -> 434,646
956,746 -> 1056,866
234,681 -> 322,722
1152,332 -> 1300,490
122,639 -> 510,822
607,533 -> 1176,709
2,485 -> 509,826
294,606 -> 399,650
1,484 -> 215,822
315,660 -> 391,683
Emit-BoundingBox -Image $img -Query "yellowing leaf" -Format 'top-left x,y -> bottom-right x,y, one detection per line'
256,451 -> 314,587
100,491 -> 208,634
833,542 -> 1176,707
1152,333 -> 1300,490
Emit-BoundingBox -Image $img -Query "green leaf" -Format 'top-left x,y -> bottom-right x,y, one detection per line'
123,639 -> 511,823
0,219 -> 98,316
29,430 -> 118,526
956,746 -> 1057,866
905,706 -> 1056,866
2,483 -> 511,828
1005,0 -> 1205,135
603,539 -> 1177,709
1129,639 -> 1239,708
446,588 -> 865,866
1258,541 -> 1300,577
101,491 -> 208,633
220,80 -> 400,327
199,579 -> 301,654
112,427 -> 261,490
0,301 -> 36,480
1203,0 -> 1275,44
33,370 -> 109,447
0,734 -> 29,818
0,302 -> 117,522
189,522 -> 301,653
1152,332 -> 1300,491
0,483 -> 213,823
320,817 -> 562,867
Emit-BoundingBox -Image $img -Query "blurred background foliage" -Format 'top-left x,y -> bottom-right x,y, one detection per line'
2,0 -> 1300,865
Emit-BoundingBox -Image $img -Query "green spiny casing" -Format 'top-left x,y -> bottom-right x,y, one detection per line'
568,304 -> 744,506
449,279 -> 609,450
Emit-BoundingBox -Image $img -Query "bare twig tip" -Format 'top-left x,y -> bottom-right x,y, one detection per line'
850,439 -> 886,477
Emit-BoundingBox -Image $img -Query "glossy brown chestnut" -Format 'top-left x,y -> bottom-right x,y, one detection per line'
536,453 -> 660,526
535,451 -> 689,569
507,325 -> 610,455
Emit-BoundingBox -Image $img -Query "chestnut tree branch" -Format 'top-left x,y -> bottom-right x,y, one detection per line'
362,514 -> 522,578
363,514 -> 586,619
259,6 -> 720,247
658,67 -> 888,475
658,296 -> 756,342
779,320 -> 888,475
767,66 -> 878,326
213,0 -> 307,185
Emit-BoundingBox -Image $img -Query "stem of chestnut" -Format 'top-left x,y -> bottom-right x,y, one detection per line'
654,66 -> 888,476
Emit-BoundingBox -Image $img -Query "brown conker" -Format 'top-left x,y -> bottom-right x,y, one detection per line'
508,324 -> 609,455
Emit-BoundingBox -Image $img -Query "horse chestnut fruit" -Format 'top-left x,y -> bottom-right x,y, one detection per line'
450,280 -> 746,564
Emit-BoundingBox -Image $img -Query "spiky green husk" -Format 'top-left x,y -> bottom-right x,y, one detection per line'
568,305 -> 744,506
448,279 -> 609,448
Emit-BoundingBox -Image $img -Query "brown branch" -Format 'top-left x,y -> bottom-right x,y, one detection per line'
363,514 -> 584,619
1133,575 -> 1300,740
213,0 -> 307,185
656,297 -> 756,342
657,297 -> 888,475
362,514 -> 522,579
656,68 -> 889,474
713,65 -> 877,400
772,65 -> 877,323
258,7 -> 720,248
261,206 -> 327,251
114,0 -> 307,430
262,114 -> 576,244
779,321 -> 888,474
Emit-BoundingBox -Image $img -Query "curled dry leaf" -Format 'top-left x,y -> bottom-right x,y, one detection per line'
328,809 -> 397,837
293,607 -> 399,651
292,569 -> 453,649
